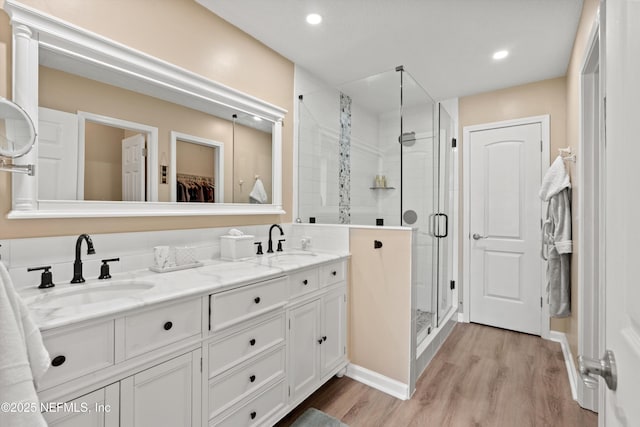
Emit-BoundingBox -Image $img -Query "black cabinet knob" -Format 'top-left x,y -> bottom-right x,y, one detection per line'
249,375 -> 256,383
331,271 -> 337,276
164,321 -> 173,331
250,411 -> 257,420
254,297 -> 261,304
302,279 -> 308,285
249,338 -> 256,346
318,338 -> 323,344
323,336 -> 327,342
51,355 -> 66,367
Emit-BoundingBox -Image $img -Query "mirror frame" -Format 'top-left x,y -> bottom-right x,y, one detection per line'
5,0 -> 286,218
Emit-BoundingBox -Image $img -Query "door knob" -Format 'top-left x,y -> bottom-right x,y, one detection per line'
472,233 -> 487,240
578,350 -> 617,391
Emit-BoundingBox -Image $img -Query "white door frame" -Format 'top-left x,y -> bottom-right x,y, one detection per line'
77,111 -> 159,202
169,131 -> 225,203
577,13 -> 603,412
462,115 -> 550,339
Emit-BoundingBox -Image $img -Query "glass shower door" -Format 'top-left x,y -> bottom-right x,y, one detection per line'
436,104 -> 454,325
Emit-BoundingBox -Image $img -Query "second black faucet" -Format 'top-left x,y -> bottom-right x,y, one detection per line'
267,224 -> 285,253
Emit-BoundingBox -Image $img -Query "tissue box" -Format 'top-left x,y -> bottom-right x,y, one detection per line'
220,235 -> 255,261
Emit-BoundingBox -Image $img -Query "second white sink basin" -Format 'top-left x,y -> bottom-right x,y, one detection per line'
27,280 -> 155,309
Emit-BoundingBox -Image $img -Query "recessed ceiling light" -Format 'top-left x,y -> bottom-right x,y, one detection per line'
493,50 -> 509,60
306,13 -> 322,25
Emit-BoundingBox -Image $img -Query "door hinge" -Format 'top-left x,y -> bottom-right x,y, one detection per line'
540,297 -> 543,308
200,357 -> 202,372
288,318 -> 291,330
450,280 -> 455,290
142,147 -> 148,157
288,386 -> 291,397
452,138 -> 457,148
540,140 -> 543,152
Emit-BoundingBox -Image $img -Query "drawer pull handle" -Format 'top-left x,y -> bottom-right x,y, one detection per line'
318,338 -> 323,344
249,338 -> 256,346
51,355 -> 66,367
331,271 -> 337,276
323,336 -> 327,342
250,411 -> 257,420
164,321 -> 173,331
254,297 -> 261,304
302,279 -> 308,285
249,375 -> 256,383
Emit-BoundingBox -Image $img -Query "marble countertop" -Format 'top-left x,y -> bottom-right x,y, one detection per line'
20,250 -> 349,331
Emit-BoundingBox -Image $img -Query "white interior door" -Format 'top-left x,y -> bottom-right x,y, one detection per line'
601,0 -> 640,424
38,107 -> 78,200
122,133 -> 145,201
467,120 -> 543,335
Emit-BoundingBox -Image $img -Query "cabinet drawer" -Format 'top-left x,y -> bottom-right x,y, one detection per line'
320,260 -> 346,287
208,314 -> 285,377
124,298 -> 201,359
288,268 -> 319,298
209,347 -> 285,418
40,320 -> 114,390
210,277 -> 287,331
210,380 -> 285,427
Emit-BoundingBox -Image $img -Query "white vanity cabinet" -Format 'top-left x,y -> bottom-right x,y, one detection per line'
207,277 -> 288,426
35,255 -> 349,427
120,350 -> 201,427
288,280 -> 347,403
38,297 -> 203,427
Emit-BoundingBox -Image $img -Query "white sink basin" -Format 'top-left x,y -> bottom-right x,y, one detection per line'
27,280 -> 155,309
251,250 -> 318,267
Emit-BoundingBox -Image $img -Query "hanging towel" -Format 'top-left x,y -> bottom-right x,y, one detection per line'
0,261 -> 50,427
249,178 -> 268,204
540,155 -> 572,317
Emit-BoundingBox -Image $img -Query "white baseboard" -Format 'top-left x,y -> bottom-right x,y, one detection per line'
345,364 -> 409,400
549,331 -> 578,401
457,313 -> 465,322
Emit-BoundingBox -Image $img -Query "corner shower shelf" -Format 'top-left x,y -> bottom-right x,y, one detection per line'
369,186 -> 396,190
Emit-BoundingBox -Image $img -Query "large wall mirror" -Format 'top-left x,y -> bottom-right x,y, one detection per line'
5,0 -> 285,218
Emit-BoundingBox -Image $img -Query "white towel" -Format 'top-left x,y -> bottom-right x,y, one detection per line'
249,178 -> 268,204
539,155 -> 571,201
0,261 -> 50,427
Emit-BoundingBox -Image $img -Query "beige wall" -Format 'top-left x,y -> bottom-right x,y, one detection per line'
563,0 -> 600,363
84,122 -> 124,201
349,228 -> 412,384
176,141 -> 216,182
0,0 -> 293,238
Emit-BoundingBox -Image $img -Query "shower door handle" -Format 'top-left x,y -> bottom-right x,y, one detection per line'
434,213 -> 448,238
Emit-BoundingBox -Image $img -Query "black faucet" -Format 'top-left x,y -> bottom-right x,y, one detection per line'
267,224 -> 284,253
71,234 -> 96,283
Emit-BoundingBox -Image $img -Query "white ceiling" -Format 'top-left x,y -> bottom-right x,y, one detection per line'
196,0 -> 584,101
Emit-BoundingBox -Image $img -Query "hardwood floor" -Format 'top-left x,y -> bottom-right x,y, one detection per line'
276,323 -> 597,427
